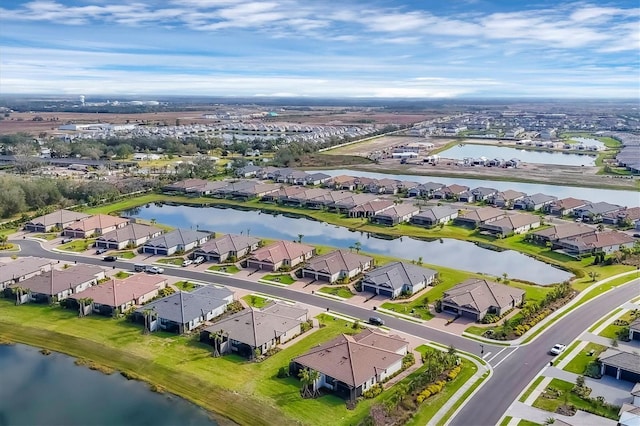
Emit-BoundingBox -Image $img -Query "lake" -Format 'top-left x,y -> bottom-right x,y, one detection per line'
439,144 -> 596,166
0,344 -> 218,426
314,169 -> 639,207
127,204 -> 573,285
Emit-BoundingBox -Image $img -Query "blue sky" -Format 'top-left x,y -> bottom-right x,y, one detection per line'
1,0 -> 639,98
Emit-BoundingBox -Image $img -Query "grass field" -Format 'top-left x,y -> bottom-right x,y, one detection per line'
113,250 -> 136,259
318,286 -> 354,299
157,257 -> 185,266
564,343 -> 606,374
59,238 -> 96,252
174,281 -> 199,292
208,264 -> 240,274
113,271 -> 132,279
242,294 -> 270,308
262,274 -> 296,285
532,378 -> 619,420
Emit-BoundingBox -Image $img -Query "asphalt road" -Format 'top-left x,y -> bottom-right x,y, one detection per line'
7,239 -> 640,425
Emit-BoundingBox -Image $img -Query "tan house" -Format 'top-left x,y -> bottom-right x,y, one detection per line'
290,329 -> 409,401
95,223 -> 163,250
301,250 -> 373,283
247,240 -> 315,271
0,257 -> 52,290
478,213 -> 541,236
11,265 -> 105,304
454,207 -> 506,228
71,273 -> 168,316
554,231 -> 636,256
441,278 -> 525,321
348,199 -> 395,218
530,223 -> 596,245
24,209 -> 90,232
63,214 -> 130,238
193,234 -> 261,263
545,197 -> 588,216
371,204 -> 420,226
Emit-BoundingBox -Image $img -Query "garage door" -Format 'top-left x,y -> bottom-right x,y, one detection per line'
633,330 -> 640,341
461,310 -> 479,321
362,285 -> 393,298
143,247 -> 156,254
620,369 -> 640,383
603,364 -> 618,378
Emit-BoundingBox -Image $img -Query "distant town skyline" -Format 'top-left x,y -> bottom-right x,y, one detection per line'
1,0 -> 639,98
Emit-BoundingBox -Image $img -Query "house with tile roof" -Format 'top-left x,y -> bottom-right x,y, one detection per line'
545,197 -> 589,216
348,199 -> 395,218
489,190 -> 527,208
530,223 -> 596,246
24,209 -> 90,232
454,207 -> 506,228
201,302 -> 308,358
141,229 -> 212,256
301,250 -> 373,283
410,206 -> 459,228
573,202 -> 625,223
0,257 -> 52,290
513,193 -> 558,211
11,264 -> 105,304
441,278 -> 525,321
599,348 -> 640,382
193,234 -> 261,263
247,240 -> 315,271
136,285 -> 234,334
478,213 -> 541,236
361,261 -> 438,299
95,223 -> 163,250
371,204 -> 420,226
63,214 -> 130,238
554,231 -> 635,256
290,329 -> 409,401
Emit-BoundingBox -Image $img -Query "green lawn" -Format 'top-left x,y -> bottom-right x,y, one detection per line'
564,343 -> 606,374
318,286 -> 354,299
599,310 -> 639,339
517,420 -> 540,426
84,194 -> 167,215
174,281 -> 199,292
33,233 -> 59,240
208,264 -> 240,274
59,238 -> 96,252
113,250 -> 136,259
262,274 -> 296,285
113,271 -> 132,279
519,376 -> 545,402
157,257 -> 185,266
553,341 -> 580,365
499,416 -> 513,426
242,294 -> 270,308
532,378 -> 620,420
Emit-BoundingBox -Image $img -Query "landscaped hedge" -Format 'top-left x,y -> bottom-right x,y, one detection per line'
416,380 -> 446,403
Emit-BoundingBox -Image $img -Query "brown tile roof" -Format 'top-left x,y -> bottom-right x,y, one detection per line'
561,231 -> 635,250
250,241 -> 314,264
443,278 -> 525,313
532,223 -> 595,240
71,274 -> 166,307
0,257 -> 51,282
446,184 -> 469,194
197,234 -> 261,255
27,209 -> 90,227
551,197 -> 588,210
485,213 -> 540,230
349,199 -> 395,214
13,265 -> 104,296
97,223 -> 162,243
304,250 -> 373,275
292,329 -> 407,387
66,214 -> 129,232
460,207 -> 505,222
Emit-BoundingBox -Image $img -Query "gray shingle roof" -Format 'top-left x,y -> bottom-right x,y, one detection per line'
413,206 -> 458,221
97,223 -> 162,243
144,228 -> 211,249
599,348 -> 640,375
196,234 -> 260,256
137,285 -> 233,324
442,279 -> 525,314
0,257 -> 51,282
303,250 -> 372,275
362,262 -> 437,291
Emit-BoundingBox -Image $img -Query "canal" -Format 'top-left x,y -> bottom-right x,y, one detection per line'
127,204 -> 573,285
0,344 -> 218,426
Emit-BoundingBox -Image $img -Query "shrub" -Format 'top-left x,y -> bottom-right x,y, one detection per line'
402,353 -> 416,370
277,366 -> 289,378
362,383 -> 383,399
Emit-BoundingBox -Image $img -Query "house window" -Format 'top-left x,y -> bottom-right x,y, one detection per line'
325,376 -> 335,386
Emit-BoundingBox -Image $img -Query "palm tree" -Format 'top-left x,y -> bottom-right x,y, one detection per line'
210,329 -> 225,357
78,297 -> 93,317
298,368 -> 320,398
589,271 -> 600,282
11,286 -> 27,305
0,234 -> 8,247
297,234 -> 304,244
354,241 -> 362,254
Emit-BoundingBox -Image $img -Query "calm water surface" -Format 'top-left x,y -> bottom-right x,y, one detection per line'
128,204 -> 572,285
0,344 -> 218,426
439,144 -> 596,166
314,169 -> 639,207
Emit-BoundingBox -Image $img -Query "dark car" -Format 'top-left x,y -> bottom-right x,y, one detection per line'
96,248 -> 107,255
368,317 -> 385,326
102,255 -> 118,262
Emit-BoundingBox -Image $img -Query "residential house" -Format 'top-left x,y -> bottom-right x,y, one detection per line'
247,240 -> 315,271
290,329 -> 409,401
513,193 -> 558,211
410,206 -> 459,228
301,250 -> 373,283
95,223 -> 163,250
333,193 -> 379,213
141,229 -> 212,256
63,214 -> 130,238
599,348 -> 640,382
328,175 -> 358,191
348,200 -> 395,218
305,172 -> 332,186
545,197 -> 589,216
137,285 -> 234,334
24,209 -> 90,232
306,190 -> 353,210
71,273 -> 167,316
629,318 -> 640,341
162,179 -> 208,194
193,234 -> 261,263
618,383 -> 640,426
454,207 -> 506,228
361,261 -> 438,298
261,185 -> 306,203
478,213 -> 541,236
470,187 -> 498,202
433,184 -> 469,200
530,223 -> 596,246
235,164 -> 262,178
441,278 -> 525,321
489,190 -> 526,208
282,188 -> 330,207
201,302 -> 308,358
371,204 -> 420,226
407,182 -> 445,198
11,265 -> 105,304
573,202 -> 625,223
0,257 -> 52,290
602,207 -> 640,226
458,191 -> 475,203
366,178 -> 400,195
194,180 -> 230,196
554,231 -> 636,256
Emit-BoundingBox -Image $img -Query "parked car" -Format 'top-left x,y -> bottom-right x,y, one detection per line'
134,263 -> 147,272
549,344 -> 567,355
102,255 -> 118,262
193,256 -> 205,265
61,238 -> 73,244
145,265 -> 164,274
182,259 -> 193,267
368,317 -> 385,326
96,248 -> 107,255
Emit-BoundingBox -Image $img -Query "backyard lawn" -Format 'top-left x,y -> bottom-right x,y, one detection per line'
261,274 -> 296,285
599,310 -> 639,340
59,238 -> 96,252
318,286 -> 354,299
564,343 -> 606,375
532,378 -> 620,420
113,271 -> 132,279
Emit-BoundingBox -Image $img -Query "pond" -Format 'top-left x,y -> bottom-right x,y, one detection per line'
570,137 -> 606,149
438,144 -> 596,166
314,169 -> 639,207
0,343 -> 218,426
126,204 -> 573,285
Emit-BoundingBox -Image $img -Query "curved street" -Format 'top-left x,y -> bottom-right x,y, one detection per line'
5,239 -> 640,425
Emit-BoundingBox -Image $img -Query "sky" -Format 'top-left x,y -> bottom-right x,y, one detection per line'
1,0 -> 639,99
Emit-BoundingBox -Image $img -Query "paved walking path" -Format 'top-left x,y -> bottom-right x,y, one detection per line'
524,376 -> 552,405
581,332 -> 640,353
505,401 -> 617,426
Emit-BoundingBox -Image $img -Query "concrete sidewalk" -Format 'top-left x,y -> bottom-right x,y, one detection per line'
505,401 -> 617,426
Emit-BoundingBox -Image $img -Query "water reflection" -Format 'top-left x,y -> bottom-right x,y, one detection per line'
127,204 -> 572,285
439,144 -> 596,166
